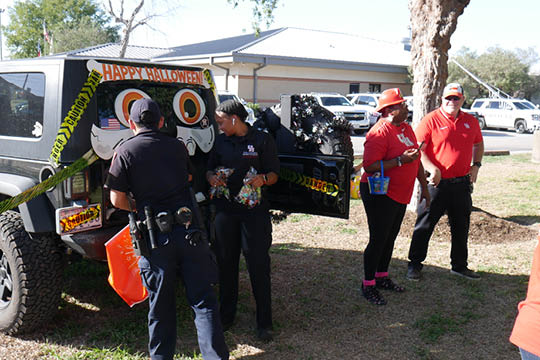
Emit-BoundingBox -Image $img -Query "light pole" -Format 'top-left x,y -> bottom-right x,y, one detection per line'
0,9 -> 4,61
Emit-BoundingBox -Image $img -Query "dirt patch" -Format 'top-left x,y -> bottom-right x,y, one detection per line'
399,208 -> 538,244
348,202 -> 538,245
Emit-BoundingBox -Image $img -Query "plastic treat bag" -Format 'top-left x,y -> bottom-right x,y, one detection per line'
235,167 -> 262,208
209,167 -> 234,200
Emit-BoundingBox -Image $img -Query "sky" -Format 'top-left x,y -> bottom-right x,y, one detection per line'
1,0 -> 539,64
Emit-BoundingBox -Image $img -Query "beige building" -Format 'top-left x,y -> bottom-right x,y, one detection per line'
64,27 -> 412,107
154,28 -> 412,107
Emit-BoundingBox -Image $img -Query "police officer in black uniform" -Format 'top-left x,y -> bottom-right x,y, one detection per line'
106,98 -> 229,360
206,100 -> 280,342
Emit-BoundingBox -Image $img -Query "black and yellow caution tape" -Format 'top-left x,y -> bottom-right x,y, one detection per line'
203,69 -> 216,97
60,204 -> 101,233
49,70 -> 103,166
0,149 -> 99,215
279,167 -> 340,197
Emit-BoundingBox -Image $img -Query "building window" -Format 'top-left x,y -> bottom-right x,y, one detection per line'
349,83 -> 360,94
0,73 -> 45,138
369,83 -> 381,93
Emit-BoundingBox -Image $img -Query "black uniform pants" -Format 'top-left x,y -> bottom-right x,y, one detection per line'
360,182 -> 407,280
138,226 -> 229,360
213,207 -> 273,330
408,180 -> 472,271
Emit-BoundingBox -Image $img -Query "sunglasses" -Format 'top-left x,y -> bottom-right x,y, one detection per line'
445,96 -> 461,101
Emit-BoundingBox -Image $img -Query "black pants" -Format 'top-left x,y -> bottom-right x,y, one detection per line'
360,182 -> 407,281
138,226 -> 229,360
408,181 -> 472,271
213,207 -> 273,330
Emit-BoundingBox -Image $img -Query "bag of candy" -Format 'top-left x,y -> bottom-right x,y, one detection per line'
235,167 -> 262,208
209,167 -> 234,200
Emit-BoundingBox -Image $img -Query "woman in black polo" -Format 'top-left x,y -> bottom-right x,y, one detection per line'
206,100 -> 279,341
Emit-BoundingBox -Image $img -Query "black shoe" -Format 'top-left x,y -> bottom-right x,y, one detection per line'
450,268 -> 480,280
361,285 -> 387,305
376,277 -> 405,292
256,327 -> 274,342
406,267 -> 421,281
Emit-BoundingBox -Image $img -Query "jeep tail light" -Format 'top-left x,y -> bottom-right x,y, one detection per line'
64,170 -> 89,200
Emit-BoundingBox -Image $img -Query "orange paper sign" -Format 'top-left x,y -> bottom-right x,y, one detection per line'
105,225 -> 148,307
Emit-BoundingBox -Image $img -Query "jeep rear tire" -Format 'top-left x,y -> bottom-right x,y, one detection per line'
515,120 -> 526,134
0,211 -> 63,335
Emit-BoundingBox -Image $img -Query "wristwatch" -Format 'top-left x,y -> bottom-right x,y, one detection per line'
263,174 -> 268,184
396,156 -> 402,167
472,161 -> 482,168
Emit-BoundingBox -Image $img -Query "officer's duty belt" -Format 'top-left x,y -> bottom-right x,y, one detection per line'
151,207 -> 193,234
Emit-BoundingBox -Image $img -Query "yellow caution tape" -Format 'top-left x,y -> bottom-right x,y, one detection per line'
0,149 -> 99,215
49,70 -> 103,166
279,167 -> 340,197
203,69 -> 217,97
60,204 -> 101,232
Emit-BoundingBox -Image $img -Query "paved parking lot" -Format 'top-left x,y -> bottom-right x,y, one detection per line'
351,129 -> 535,156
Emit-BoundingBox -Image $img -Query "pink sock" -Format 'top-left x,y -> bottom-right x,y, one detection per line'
375,272 -> 388,278
363,279 -> 376,287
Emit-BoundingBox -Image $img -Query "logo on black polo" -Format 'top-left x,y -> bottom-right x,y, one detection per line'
242,144 -> 258,158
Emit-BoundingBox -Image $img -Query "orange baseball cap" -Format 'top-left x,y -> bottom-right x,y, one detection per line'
375,88 -> 406,112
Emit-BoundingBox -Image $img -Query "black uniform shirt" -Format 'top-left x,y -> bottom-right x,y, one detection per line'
106,128 -> 191,213
207,125 -> 280,209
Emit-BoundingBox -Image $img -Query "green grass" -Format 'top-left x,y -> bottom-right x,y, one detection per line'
3,153 -> 538,359
474,153 -> 540,223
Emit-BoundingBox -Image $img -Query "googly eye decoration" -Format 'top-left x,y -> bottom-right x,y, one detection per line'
114,89 -> 151,127
173,89 -> 206,126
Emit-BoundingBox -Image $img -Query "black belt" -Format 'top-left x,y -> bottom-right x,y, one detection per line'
439,175 -> 470,184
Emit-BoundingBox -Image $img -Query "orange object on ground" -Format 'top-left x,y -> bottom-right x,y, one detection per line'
105,225 -> 148,307
510,231 -> 540,356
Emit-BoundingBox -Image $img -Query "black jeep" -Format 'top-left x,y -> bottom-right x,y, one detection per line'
0,56 -> 352,335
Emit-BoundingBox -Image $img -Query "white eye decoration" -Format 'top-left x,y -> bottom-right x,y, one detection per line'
114,89 -> 151,127
173,89 -> 206,126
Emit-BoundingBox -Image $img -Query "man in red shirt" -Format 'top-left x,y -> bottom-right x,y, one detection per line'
407,83 -> 484,281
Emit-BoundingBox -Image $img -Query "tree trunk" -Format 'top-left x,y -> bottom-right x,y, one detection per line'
408,0 -> 470,125
407,0 -> 470,211
119,27 -> 131,58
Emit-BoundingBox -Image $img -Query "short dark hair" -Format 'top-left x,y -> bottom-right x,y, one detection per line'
216,99 -> 248,122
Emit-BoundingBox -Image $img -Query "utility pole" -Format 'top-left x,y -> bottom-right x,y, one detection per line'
0,9 -> 4,61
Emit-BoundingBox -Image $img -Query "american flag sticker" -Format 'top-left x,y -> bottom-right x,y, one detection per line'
100,118 -> 124,130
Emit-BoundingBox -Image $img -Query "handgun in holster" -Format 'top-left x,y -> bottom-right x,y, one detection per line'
128,211 -> 150,257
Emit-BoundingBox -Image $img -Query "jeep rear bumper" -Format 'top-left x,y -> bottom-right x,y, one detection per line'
60,224 -> 126,261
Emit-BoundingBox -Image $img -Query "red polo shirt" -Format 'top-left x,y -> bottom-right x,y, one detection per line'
361,119 -> 420,204
510,233 -> 540,356
415,108 -> 483,179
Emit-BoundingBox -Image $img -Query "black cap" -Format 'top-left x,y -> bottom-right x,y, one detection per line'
129,98 -> 161,124
216,99 -> 248,121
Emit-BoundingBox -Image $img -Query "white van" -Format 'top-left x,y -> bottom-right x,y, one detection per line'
471,98 -> 540,133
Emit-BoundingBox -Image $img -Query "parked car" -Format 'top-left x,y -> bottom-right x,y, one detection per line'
217,90 -> 256,123
471,98 -> 540,133
346,93 -> 381,126
347,93 -> 380,108
311,93 -> 370,134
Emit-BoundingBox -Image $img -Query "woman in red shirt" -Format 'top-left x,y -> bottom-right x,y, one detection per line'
360,88 -> 430,305
510,231 -> 540,359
